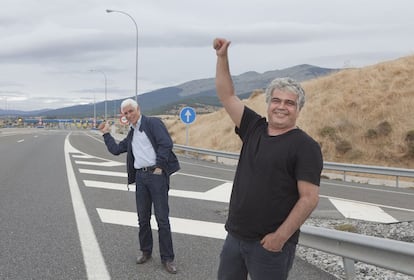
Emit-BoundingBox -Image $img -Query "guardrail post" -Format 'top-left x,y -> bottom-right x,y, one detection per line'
343,257 -> 356,279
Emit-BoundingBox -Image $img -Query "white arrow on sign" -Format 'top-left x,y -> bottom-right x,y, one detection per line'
184,109 -> 192,122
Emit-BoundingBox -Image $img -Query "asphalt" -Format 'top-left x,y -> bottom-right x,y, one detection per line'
288,257 -> 339,280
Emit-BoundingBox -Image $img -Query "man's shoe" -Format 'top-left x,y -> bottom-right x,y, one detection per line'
163,260 -> 177,274
136,252 -> 152,264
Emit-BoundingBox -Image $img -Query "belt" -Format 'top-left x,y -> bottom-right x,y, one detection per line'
136,165 -> 157,172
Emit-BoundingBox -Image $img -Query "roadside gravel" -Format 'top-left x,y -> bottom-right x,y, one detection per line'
297,218 -> 414,280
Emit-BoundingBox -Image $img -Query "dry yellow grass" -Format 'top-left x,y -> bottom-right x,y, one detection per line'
163,55 -> 414,169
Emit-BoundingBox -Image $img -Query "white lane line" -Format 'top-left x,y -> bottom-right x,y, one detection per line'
97,208 -> 226,240
75,160 -> 124,167
79,169 -> 127,177
329,198 -> 398,223
84,180 -> 232,203
64,134 -> 110,280
17,139 -> 24,143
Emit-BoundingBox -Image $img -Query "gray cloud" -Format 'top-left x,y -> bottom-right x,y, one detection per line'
1,0 -> 414,111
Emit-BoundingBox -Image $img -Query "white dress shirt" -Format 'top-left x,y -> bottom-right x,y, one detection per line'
131,116 -> 156,169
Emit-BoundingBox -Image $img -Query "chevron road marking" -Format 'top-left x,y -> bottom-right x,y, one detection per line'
75,160 -> 124,167
83,177 -> 404,223
79,169 -> 127,177
76,153 -> 406,224
169,182 -> 232,202
84,180 -> 232,203
329,198 -> 398,223
72,154 -> 95,159
97,208 -> 226,240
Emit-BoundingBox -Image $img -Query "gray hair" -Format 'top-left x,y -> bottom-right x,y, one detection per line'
120,98 -> 139,111
265,77 -> 305,110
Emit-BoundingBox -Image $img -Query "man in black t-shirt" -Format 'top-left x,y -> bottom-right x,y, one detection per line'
213,38 -> 323,280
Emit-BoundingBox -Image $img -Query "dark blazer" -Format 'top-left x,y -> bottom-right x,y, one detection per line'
103,115 -> 180,184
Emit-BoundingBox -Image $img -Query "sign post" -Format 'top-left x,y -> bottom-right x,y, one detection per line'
179,106 -> 196,145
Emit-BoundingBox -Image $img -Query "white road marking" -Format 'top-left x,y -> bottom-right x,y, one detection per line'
84,180 -> 232,203
97,208 -> 226,240
173,172 -> 232,183
84,180 -> 127,191
320,195 -> 414,212
75,160 -> 124,167
64,134 -> 110,280
170,182 -> 232,202
329,198 -> 398,223
79,168 -> 127,177
72,154 -> 95,159
17,139 -> 24,143
323,182 -> 414,196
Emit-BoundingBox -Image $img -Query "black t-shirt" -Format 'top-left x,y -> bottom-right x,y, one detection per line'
225,106 -> 323,243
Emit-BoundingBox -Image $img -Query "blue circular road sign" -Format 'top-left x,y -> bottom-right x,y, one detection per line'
179,107 -> 196,124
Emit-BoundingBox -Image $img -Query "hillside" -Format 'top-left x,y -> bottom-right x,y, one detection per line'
0,64 -> 336,118
165,55 -> 414,169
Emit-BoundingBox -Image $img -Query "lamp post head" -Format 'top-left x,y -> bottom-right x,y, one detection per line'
106,9 -> 114,13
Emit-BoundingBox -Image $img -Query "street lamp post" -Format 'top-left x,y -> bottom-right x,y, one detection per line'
89,69 -> 108,120
93,94 -> 96,128
106,9 -> 138,102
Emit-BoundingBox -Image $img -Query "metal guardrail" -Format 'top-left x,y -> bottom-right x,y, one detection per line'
174,144 -> 414,278
174,144 -> 414,188
323,162 -> 414,188
300,225 -> 414,278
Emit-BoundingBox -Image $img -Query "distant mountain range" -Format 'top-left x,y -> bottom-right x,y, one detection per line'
0,64 -> 338,119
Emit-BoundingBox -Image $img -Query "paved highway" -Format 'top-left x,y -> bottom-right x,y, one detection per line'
1,129 -> 413,279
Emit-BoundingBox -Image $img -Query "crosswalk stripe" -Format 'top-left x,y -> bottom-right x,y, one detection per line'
96,208 -> 226,240
329,198 -> 398,223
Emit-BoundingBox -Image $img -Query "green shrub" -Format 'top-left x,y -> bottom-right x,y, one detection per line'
335,139 -> 352,154
334,224 -> 358,233
405,130 -> 414,158
377,121 -> 392,136
365,128 -> 378,139
319,126 -> 336,138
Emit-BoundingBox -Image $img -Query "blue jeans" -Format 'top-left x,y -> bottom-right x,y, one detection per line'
217,233 -> 296,280
135,170 -> 174,262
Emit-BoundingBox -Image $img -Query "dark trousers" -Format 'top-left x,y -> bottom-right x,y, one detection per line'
218,233 -> 296,280
135,170 -> 174,262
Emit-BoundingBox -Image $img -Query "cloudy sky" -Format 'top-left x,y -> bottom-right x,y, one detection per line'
1,0 -> 413,111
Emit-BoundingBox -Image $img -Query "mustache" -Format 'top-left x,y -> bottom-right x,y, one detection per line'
272,109 -> 288,114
